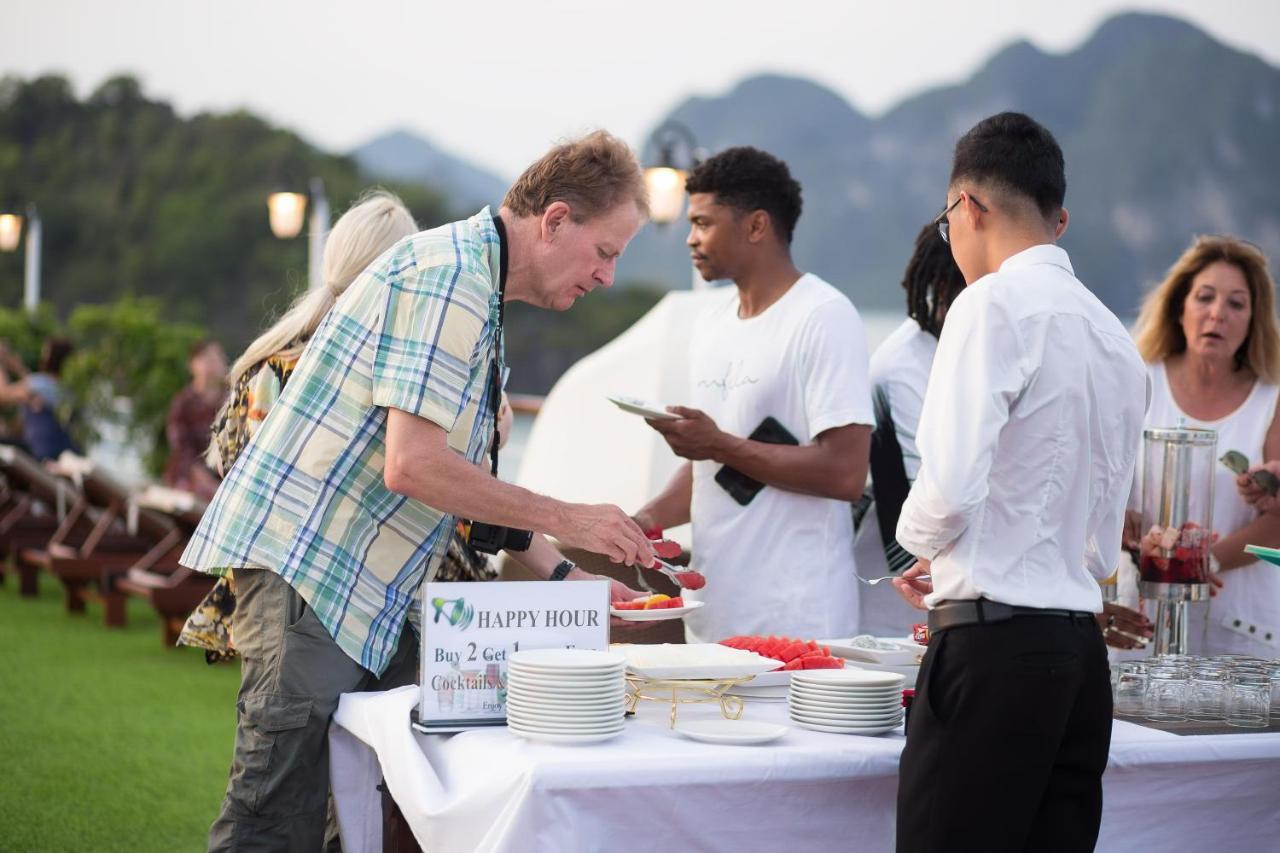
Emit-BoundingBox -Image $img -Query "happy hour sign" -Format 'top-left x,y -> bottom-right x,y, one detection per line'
416,580 -> 610,730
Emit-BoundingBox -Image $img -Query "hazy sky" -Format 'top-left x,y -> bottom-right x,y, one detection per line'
3,1 -> 1277,179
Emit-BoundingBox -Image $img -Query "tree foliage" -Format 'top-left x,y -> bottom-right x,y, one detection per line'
0,73 -> 454,354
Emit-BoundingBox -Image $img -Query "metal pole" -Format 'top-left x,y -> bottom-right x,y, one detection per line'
23,205 -> 41,313
308,177 -> 329,292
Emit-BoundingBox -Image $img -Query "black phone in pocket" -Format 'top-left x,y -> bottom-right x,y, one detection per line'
714,416 -> 799,505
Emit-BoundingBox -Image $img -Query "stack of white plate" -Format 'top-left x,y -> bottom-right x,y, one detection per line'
505,648 -> 627,744
788,669 -> 905,735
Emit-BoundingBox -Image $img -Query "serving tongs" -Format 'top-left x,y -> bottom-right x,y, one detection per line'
634,558 -> 707,593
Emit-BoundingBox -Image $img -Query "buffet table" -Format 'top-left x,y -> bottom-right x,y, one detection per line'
329,685 -> 1280,853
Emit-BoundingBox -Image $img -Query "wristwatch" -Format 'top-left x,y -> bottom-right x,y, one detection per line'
549,559 -> 576,581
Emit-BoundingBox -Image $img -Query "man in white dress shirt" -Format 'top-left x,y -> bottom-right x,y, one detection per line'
892,113 -> 1148,852
634,146 -> 873,644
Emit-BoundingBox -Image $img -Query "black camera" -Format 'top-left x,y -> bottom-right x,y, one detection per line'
462,519 -> 533,554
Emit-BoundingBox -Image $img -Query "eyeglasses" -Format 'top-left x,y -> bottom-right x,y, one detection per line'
934,193 -> 988,244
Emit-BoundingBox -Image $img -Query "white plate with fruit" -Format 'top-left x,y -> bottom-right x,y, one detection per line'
610,594 -> 705,621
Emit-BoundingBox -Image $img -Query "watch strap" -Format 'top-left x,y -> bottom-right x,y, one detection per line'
549,559 -> 575,581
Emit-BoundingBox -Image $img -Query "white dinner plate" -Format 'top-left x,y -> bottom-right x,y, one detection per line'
509,649 -> 627,669
788,680 -> 902,694
790,718 -> 902,736
674,719 -> 789,746
787,696 -> 901,714
791,669 -> 905,689
507,681 -> 625,695
507,670 -> 624,685
508,724 -> 625,744
507,666 -> 623,680
508,662 -> 624,676
501,691 -> 622,701
610,600 -> 705,621
789,706 -> 904,724
507,673 -> 624,690
788,687 -> 902,703
783,686 -> 906,696
505,698 -> 626,715
504,691 -> 624,701
505,711 -> 625,729
607,395 -> 678,420
506,716 -> 625,733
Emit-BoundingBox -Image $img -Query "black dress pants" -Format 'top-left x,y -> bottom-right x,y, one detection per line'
896,614 -> 1112,853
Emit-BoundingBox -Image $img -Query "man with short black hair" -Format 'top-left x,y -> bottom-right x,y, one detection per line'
892,112 -> 1148,852
635,146 -> 873,644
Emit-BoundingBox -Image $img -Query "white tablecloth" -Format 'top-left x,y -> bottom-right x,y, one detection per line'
330,685 -> 1280,853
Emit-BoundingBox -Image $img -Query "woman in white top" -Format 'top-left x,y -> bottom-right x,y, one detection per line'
1130,235 -> 1280,656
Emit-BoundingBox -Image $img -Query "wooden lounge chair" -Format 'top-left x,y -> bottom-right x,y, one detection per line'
18,456 -> 178,626
113,486 -> 215,646
0,445 -> 79,596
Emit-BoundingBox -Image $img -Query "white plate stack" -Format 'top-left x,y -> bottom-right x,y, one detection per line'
505,648 -> 627,744
788,669 -> 905,735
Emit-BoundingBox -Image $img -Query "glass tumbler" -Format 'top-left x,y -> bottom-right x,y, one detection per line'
1145,664 -> 1189,722
1187,664 -> 1227,722
1266,661 -> 1280,715
1114,663 -> 1147,716
1226,671 -> 1271,729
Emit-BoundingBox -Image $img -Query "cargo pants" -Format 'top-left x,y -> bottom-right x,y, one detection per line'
208,568 -> 418,852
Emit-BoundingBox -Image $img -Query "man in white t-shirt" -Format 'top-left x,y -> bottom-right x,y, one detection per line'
633,146 -> 873,644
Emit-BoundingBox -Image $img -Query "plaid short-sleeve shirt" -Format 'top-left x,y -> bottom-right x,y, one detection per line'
181,209 -> 504,674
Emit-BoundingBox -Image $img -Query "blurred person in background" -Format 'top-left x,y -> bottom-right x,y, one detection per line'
178,190 -> 419,664
855,224 -> 966,638
1128,235 -> 1280,657
163,339 -> 226,500
0,336 -> 80,461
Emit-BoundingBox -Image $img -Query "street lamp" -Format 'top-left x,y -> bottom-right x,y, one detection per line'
0,204 -> 41,313
643,121 -> 707,289
643,121 -> 702,226
267,177 -> 329,291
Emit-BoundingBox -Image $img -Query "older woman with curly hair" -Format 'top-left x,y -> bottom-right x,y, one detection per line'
1130,234 -> 1280,656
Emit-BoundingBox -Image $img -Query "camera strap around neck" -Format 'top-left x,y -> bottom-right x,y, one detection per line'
488,213 -> 510,478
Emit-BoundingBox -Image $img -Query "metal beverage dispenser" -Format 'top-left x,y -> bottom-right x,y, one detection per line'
1138,426 -> 1216,655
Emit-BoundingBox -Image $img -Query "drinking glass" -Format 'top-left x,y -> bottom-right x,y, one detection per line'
1145,664 -> 1189,722
1265,662 -> 1280,715
1226,671 -> 1271,729
1114,663 -> 1147,716
1187,664 -> 1227,722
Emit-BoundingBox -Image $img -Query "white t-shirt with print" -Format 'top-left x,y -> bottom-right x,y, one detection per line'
683,273 -> 873,644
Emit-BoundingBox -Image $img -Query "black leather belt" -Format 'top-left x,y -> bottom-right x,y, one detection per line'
928,598 -> 1096,635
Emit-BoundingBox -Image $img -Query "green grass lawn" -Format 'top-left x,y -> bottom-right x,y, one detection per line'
0,571 -> 239,852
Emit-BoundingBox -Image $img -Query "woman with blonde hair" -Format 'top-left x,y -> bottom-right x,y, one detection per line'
180,190 -> 417,661
1129,234 -> 1280,656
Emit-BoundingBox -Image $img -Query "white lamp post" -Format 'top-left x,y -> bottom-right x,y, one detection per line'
267,178 -> 329,291
0,205 -> 41,312
643,122 -> 707,290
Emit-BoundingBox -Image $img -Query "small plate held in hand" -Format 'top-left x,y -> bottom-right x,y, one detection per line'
608,395 -> 678,420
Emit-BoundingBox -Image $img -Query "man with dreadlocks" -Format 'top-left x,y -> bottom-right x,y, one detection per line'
855,224 -> 966,637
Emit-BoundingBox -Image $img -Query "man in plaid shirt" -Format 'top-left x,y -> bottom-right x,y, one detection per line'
183,131 -> 654,851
